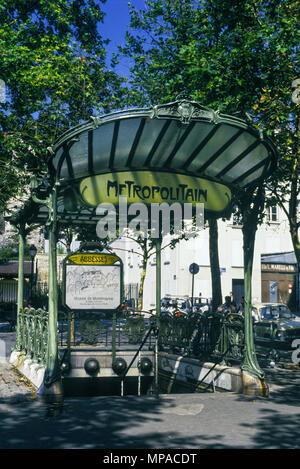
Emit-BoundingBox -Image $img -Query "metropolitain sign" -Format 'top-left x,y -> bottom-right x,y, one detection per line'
79,170 -> 231,214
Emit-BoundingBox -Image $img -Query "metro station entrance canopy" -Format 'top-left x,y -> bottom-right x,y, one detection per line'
9,97 -> 277,397
10,97 -> 277,227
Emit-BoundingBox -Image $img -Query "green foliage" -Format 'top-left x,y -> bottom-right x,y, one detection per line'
121,0 -> 299,263
122,0 -> 298,115
0,0 -> 126,211
0,240 -> 33,260
0,246 -> 19,261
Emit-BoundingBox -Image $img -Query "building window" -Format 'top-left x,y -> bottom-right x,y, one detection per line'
266,206 -> 279,222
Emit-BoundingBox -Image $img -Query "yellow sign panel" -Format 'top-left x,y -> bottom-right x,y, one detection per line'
68,253 -> 119,265
79,171 -> 231,213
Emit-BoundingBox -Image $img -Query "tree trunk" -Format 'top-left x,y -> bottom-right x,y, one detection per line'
137,261 -> 147,311
288,140 -> 300,267
208,218 -> 223,311
241,187 -> 265,378
290,226 -> 300,265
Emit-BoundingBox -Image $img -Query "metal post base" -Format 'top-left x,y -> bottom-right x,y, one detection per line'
40,379 -> 64,404
241,370 -> 269,397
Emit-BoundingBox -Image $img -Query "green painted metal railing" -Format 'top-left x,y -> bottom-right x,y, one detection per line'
14,307 -> 245,370
17,307 -> 49,365
213,312 -> 245,364
158,311 -> 245,364
57,311 -> 155,350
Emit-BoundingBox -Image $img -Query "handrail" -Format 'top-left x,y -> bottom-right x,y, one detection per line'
197,343 -> 234,392
121,324 -> 157,380
119,306 -> 156,316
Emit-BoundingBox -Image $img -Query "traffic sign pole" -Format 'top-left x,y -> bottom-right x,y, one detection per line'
189,263 -> 199,307
192,272 -> 195,307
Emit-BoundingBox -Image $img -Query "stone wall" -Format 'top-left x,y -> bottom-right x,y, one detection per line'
36,253 -> 65,283
158,352 -> 269,397
158,352 -> 243,394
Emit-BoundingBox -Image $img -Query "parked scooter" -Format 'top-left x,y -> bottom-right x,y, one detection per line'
160,296 -> 212,319
160,297 -> 185,318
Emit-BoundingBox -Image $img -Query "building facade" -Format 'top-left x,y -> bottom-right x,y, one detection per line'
261,251 -> 299,309
0,201 -> 299,310
111,203 -> 298,311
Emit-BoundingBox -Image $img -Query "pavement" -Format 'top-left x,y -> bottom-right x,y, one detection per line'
0,362 -> 37,403
0,324 -> 37,403
0,323 -> 300,450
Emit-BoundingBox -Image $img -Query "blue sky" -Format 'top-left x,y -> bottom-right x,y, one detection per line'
100,0 -> 147,76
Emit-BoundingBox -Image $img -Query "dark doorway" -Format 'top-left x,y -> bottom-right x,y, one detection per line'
232,279 -> 244,307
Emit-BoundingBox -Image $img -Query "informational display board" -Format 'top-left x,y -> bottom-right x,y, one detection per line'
63,252 -> 122,311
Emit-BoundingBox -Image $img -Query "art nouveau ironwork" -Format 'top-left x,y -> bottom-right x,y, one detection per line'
8,97 -> 277,396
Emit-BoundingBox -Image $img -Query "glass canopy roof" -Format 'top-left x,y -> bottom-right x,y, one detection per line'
10,98 -> 277,227
49,99 -> 276,189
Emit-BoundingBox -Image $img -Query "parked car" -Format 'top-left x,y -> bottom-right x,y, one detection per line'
252,303 -> 300,347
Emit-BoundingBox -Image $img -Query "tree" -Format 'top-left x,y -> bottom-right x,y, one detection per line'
121,0 -> 299,290
229,0 -> 299,268
262,85 -> 299,266
208,218 -> 222,311
112,228 -> 199,311
0,0 -> 125,211
119,1 -> 298,384
239,185 -> 266,378
122,0 -> 215,106
112,233 -> 157,311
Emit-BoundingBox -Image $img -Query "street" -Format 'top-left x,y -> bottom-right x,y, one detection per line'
0,324 -> 300,450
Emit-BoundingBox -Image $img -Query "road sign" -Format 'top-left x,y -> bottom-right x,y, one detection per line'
189,263 -> 199,275
189,263 -> 199,306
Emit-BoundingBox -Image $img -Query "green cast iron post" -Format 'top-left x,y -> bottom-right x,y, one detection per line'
241,228 -> 263,378
112,310 -> 117,362
45,183 -> 62,391
15,224 -> 25,351
155,238 -> 162,319
154,237 -> 162,398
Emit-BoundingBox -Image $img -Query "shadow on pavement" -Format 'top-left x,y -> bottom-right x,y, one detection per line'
0,394 -> 208,449
240,407 -> 300,449
0,329 -> 299,449
263,367 -> 300,406
1,386 -> 300,449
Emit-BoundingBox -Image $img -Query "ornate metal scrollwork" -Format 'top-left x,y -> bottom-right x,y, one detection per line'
79,316 -> 102,345
177,101 -> 194,124
226,314 -> 245,360
124,314 -> 146,344
157,311 -> 245,364
214,312 -> 245,363
152,97 -> 216,124
20,308 -> 49,365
